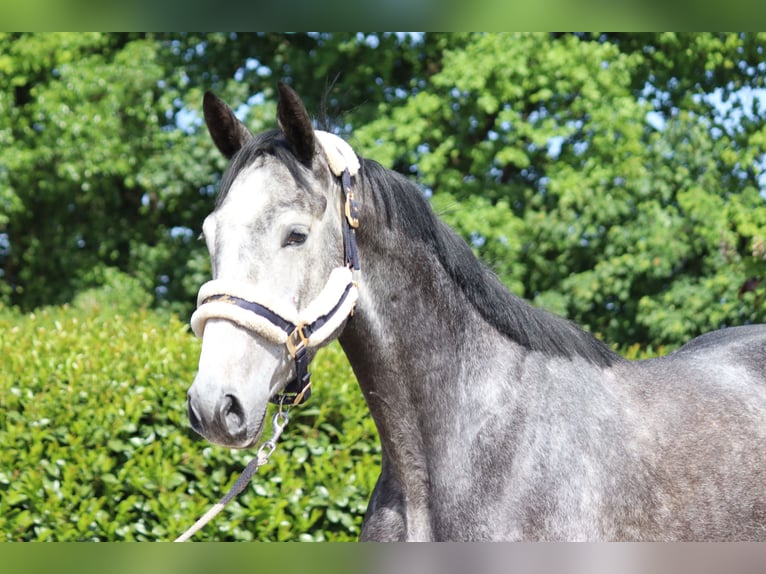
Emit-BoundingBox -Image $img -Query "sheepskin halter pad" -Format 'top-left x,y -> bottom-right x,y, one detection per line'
190,131 -> 361,405
190,266 -> 358,349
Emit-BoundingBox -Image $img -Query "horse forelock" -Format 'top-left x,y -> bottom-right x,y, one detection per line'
215,129 -> 315,210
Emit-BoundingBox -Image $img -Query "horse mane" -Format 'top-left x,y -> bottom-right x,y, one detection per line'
358,158 -> 623,368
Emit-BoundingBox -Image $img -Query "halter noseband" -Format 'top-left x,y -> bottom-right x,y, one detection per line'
190,132 -> 361,405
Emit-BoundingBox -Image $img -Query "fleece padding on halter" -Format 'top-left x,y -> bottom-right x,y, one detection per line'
315,130 -> 360,177
190,266 -> 358,349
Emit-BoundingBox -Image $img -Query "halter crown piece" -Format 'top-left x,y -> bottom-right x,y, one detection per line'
190,131 -> 361,405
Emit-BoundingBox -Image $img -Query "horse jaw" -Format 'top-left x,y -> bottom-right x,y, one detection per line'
187,318 -> 291,448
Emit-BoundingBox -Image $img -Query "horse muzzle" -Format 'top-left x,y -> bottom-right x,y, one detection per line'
186,382 -> 266,448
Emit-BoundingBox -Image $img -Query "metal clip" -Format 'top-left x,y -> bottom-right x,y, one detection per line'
256,410 -> 289,464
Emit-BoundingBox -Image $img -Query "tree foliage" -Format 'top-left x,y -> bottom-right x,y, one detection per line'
2,32 -> 766,348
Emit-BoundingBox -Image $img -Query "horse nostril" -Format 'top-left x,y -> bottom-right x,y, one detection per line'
219,393 -> 246,435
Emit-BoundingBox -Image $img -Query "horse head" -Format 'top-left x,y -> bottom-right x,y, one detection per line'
187,84 -> 359,448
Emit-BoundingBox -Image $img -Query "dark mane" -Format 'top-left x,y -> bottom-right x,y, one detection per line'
358,158 -> 623,367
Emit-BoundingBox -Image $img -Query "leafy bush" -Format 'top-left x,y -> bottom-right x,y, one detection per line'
71,267 -> 154,315
0,296 -> 380,541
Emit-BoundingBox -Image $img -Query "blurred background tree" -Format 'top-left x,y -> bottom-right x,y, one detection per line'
1,32 -> 765,349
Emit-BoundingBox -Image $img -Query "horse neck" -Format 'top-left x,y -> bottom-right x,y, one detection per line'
336,201 -> 523,476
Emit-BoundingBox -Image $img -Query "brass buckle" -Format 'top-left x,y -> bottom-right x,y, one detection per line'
344,192 -> 360,229
286,323 -> 309,357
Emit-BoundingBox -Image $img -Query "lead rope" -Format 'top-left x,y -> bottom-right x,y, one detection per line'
173,403 -> 291,542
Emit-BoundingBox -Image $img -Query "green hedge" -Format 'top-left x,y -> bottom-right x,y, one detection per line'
0,295 -> 380,541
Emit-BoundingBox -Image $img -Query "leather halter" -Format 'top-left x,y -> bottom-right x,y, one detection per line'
191,133 -> 361,406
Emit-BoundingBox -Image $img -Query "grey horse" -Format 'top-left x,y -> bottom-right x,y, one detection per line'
186,83 -> 766,541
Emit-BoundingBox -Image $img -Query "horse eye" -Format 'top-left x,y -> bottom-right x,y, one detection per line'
285,230 -> 307,247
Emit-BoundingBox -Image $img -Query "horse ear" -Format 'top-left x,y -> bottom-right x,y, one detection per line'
203,91 -> 253,159
276,82 -> 315,164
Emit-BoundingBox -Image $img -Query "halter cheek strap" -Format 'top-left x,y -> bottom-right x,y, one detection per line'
316,131 -> 361,271
190,131 -> 361,406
